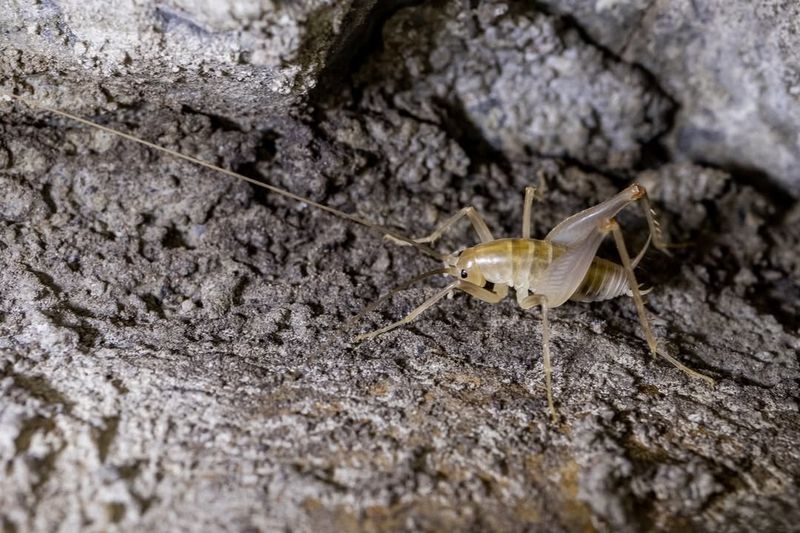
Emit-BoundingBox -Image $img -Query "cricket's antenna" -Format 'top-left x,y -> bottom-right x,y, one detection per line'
2,92 -> 446,261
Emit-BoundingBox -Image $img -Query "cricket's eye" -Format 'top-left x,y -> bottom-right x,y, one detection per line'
460,269 -> 468,279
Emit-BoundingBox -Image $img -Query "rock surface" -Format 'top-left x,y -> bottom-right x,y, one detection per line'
0,0 -> 381,121
358,1 -> 672,172
539,0 -> 800,196
1,0 -> 799,531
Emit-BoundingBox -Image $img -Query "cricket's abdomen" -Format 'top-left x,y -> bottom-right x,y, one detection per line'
468,238 -> 629,302
570,254 -> 629,302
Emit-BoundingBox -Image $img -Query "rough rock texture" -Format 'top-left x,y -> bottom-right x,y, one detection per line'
0,0 -> 382,121
538,0 -> 800,196
355,1 -> 672,172
1,0 -> 799,531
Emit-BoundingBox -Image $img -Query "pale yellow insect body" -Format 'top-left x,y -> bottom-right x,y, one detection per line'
454,238 -> 630,303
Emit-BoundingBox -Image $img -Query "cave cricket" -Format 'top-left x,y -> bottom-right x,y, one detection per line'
2,93 -> 716,422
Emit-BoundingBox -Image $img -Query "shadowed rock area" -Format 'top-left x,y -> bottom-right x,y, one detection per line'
1,1 -> 798,531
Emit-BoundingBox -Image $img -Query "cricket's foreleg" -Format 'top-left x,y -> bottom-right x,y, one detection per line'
606,219 -> 715,386
354,282 -> 459,341
346,267 -> 448,330
385,206 -> 494,247
457,282 -> 509,303
354,280 -> 506,342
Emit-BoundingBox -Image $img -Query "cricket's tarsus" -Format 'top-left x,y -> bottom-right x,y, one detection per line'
4,92 -> 715,424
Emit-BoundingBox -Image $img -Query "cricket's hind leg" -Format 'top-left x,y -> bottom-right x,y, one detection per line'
545,183 -> 665,257
636,189 -> 671,254
604,218 -> 716,386
522,186 -> 537,239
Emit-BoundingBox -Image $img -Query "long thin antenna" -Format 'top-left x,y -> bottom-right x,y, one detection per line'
2,92 -> 445,261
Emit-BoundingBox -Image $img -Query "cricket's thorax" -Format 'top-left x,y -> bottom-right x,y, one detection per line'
460,238 -> 629,302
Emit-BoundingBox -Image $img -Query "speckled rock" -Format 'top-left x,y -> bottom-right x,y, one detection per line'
538,0 -> 800,196
0,0 -> 382,122
1,1 -> 799,532
356,1 -> 671,172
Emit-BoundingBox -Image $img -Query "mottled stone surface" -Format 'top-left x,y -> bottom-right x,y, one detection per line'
358,1 -> 671,172
1,1 -> 799,532
539,0 -> 800,196
0,0 -> 378,122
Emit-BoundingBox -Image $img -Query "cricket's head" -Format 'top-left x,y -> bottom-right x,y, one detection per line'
443,248 -> 486,287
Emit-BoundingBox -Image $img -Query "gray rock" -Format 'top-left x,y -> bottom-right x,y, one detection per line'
358,1 -> 671,172
1,0 -> 799,531
0,0 -> 381,123
538,0 -> 800,196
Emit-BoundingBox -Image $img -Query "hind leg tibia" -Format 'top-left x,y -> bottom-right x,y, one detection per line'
606,218 -> 715,386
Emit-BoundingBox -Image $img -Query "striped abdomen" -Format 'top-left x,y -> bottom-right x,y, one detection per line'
466,238 -> 629,302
